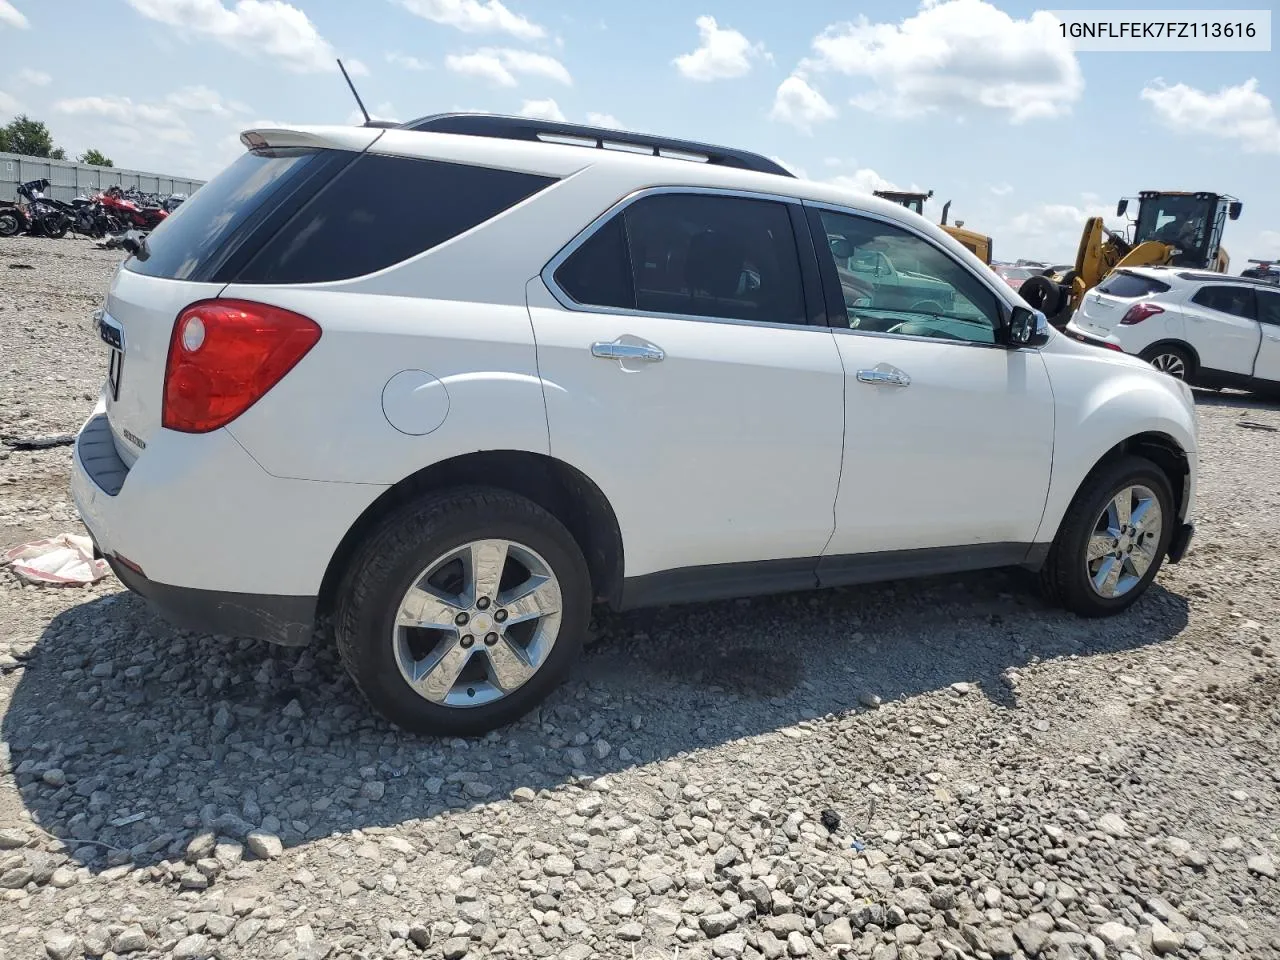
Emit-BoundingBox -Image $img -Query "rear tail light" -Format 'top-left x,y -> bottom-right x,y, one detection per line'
162,299 -> 321,433
1120,302 -> 1164,325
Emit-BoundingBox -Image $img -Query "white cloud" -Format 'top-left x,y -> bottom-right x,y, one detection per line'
769,74 -> 837,132
803,0 -> 1083,123
990,183 -> 1013,196
0,1 -> 27,29
1141,78 -> 1280,154
55,95 -> 186,130
586,112 -> 623,129
828,168 -> 900,195
0,89 -> 19,114
16,68 -> 49,86
998,201 -> 1120,263
387,51 -> 430,70
519,98 -> 566,122
345,101 -> 398,124
126,0 -> 346,74
165,85 -> 250,116
445,48 -> 571,88
674,15 -> 770,81
345,58 -> 369,77
397,0 -> 544,41
1259,229 -> 1280,250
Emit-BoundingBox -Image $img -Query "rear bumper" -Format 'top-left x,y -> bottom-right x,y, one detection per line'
70,398 -> 387,641
103,551 -> 317,646
1063,320 -> 1123,353
1167,522 -> 1195,564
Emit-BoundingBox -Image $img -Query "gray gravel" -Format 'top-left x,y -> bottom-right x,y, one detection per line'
1,236 -> 1279,960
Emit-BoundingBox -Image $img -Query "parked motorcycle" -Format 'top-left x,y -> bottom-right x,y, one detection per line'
68,195 -> 123,239
0,198 -> 30,238
99,186 -> 168,232
16,179 -> 72,239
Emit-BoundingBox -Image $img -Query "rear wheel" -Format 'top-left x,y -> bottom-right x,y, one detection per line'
334,488 -> 591,736
1039,455 -> 1174,617
0,210 -> 21,237
1141,344 -> 1194,383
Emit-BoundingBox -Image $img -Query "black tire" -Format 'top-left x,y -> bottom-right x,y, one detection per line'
334,487 -> 592,736
1039,455 -> 1175,617
0,211 -> 20,238
1019,275 -> 1065,316
40,216 -> 69,239
1140,344 -> 1194,383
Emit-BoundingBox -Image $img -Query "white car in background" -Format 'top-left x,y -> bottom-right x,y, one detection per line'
1066,267 -> 1280,393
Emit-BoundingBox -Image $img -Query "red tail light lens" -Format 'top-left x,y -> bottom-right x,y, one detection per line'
163,299 -> 321,433
1120,302 -> 1164,325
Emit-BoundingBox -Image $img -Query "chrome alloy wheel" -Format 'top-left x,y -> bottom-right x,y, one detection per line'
1149,352 -> 1187,380
1086,484 -> 1163,599
392,539 -> 562,708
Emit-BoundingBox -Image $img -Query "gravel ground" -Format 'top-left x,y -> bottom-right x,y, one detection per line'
0,235 -> 1278,960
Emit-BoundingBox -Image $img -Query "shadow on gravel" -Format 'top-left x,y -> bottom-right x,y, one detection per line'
4,567 -> 1188,872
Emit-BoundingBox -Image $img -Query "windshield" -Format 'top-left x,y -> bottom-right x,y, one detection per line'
1134,194 -> 1216,265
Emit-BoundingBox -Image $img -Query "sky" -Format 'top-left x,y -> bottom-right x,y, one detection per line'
1,0 -> 1277,265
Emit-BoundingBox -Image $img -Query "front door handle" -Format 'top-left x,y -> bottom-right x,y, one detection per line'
591,340 -> 665,363
856,368 -> 910,387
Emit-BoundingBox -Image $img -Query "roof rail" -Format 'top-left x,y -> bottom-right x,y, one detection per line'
396,113 -> 796,178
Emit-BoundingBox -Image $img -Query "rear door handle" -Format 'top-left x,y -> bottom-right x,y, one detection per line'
591,340 -> 665,363
856,368 -> 910,387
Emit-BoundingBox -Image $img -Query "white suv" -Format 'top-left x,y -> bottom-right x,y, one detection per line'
1066,266 -> 1280,392
72,114 -> 1199,735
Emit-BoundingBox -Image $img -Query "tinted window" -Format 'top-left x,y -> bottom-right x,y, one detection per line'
1191,285 -> 1256,320
553,216 -> 633,310
554,193 -> 807,325
238,156 -> 556,284
125,148 -> 322,281
1098,272 -> 1172,298
1257,290 -> 1280,326
817,209 -> 1000,344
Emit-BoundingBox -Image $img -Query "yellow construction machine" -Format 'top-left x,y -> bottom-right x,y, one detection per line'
1020,190 -> 1242,327
873,189 -> 993,265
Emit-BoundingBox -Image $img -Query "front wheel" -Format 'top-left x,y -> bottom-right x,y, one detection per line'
334,488 -> 591,736
0,211 -> 21,237
1039,455 -> 1175,617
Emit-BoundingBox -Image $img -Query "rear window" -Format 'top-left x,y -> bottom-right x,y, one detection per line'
1097,271 -> 1171,298
236,155 -> 557,284
125,147 -> 323,281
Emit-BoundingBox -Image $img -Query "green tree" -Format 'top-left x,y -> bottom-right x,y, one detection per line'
0,115 -> 62,158
50,147 -> 66,160
0,127 -> 8,153
79,148 -> 113,167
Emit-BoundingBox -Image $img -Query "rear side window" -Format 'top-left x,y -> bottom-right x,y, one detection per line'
554,192 -> 807,325
237,155 -> 556,284
125,147 -> 322,281
1098,271 -> 1172,298
1192,285 -> 1256,320
1258,290 -> 1280,326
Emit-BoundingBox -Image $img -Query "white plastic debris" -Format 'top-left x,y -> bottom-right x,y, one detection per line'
1,534 -> 109,585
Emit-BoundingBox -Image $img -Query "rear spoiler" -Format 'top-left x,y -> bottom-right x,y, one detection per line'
239,125 -> 384,154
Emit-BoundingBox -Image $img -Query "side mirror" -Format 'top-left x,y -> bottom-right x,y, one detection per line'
829,237 -> 854,259
1116,198 -> 1129,217
1005,306 -> 1050,348
1229,201 -> 1242,220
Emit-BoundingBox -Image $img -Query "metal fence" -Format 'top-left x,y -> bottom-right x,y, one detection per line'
0,152 -> 205,202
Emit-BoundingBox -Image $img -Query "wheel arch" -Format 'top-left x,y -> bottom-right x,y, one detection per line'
316,450 -> 625,630
1086,432 -> 1191,522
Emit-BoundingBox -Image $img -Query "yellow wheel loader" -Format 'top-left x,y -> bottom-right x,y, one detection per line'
873,189 -> 993,265
1020,191 -> 1242,328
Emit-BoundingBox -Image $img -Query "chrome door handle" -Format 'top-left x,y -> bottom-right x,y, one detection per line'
856,368 -> 910,387
591,340 -> 665,362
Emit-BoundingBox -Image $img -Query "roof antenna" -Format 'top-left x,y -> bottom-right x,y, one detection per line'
337,58 -> 371,125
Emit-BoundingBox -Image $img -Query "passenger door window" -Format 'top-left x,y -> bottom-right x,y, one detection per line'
1190,285 -> 1257,320
1258,290 -> 1280,327
815,209 -> 1001,344
554,192 -> 807,325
